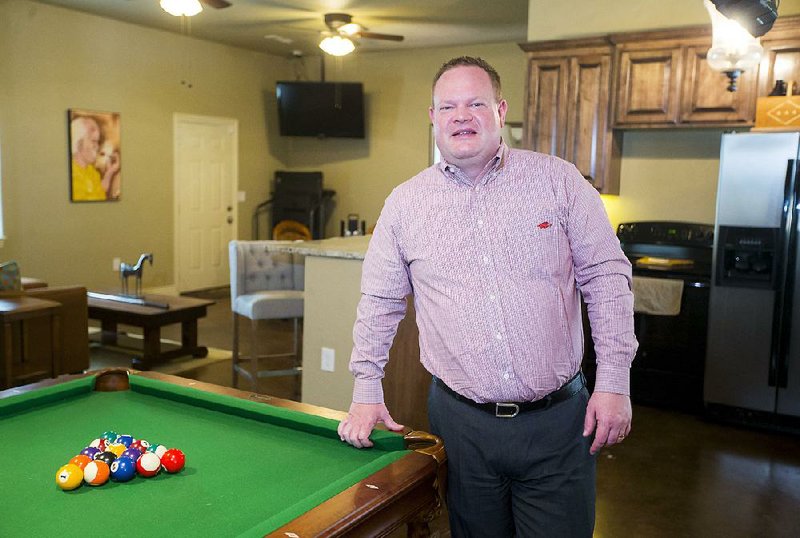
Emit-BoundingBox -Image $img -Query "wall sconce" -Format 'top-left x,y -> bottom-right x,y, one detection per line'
160,0 -> 203,17
704,0 -> 766,91
319,35 -> 355,56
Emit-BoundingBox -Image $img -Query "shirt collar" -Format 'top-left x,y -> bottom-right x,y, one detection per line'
438,141 -> 508,186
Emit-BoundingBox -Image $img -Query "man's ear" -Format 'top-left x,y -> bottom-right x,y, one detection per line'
498,99 -> 508,128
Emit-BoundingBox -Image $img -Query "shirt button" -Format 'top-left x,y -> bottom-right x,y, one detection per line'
503,372 -> 510,380
489,294 -> 496,301
477,219 -> 484,227
483,256 -> 489,265
495,332 -> 502,340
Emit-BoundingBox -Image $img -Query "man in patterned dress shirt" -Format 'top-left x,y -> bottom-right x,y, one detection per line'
338,56 -> 637,537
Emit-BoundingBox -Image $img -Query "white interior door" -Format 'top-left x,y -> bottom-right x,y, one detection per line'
174,114 -> 238,292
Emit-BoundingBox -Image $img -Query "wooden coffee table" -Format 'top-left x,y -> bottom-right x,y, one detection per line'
87,292 -> 215,370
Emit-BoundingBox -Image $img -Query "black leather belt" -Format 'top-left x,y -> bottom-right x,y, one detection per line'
432,371 -> 585,418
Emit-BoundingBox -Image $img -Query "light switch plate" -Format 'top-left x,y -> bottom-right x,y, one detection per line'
321,347 -> 335,372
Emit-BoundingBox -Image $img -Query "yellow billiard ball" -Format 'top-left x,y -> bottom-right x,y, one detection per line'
55,463 -> 83,491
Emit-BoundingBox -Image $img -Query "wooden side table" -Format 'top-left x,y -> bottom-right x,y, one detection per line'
0,297 -> 62,389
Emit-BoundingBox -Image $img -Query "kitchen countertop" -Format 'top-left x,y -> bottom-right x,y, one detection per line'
265,235 -> 371,260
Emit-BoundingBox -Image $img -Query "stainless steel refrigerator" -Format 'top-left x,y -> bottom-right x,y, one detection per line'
705,132 -> 800,426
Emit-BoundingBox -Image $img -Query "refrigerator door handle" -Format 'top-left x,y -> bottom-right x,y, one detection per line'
772,159 -> 799,388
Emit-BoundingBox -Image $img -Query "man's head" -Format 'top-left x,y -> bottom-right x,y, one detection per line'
429,57 -> 507,179
71,117 -> 101,167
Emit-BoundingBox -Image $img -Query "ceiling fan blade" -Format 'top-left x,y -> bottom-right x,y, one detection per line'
200,0 -> 231,9
356,31 -> 404,42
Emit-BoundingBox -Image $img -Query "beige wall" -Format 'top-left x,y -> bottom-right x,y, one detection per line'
0,0 -> 290,288
527,0 -> 800,229
280,43 -> 527,237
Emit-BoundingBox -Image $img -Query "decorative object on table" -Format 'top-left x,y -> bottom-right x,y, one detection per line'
755,81 -> 800,130
119,253 -> 153,297
68,109 -> 122,202
340,213 -> 365,236
0,260 -> 22,291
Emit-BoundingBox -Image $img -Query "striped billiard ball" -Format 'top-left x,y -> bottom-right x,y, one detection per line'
136,452 -> 161,478
83,460 -> 110,486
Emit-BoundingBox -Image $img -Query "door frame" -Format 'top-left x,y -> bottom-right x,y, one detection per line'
172,113 -> 239,293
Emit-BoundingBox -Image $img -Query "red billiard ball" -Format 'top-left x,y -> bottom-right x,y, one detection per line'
136,452 -> 161,478
160,449 -> 185,474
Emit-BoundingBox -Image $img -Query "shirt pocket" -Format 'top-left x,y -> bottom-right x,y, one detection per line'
501,211 -> 562,279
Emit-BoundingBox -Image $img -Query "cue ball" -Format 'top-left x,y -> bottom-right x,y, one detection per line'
160,449 -> 185,474
55,463 -> 83,491
110,457 -> 137,482
83,460 -> 110,486
136,452 -> 161,477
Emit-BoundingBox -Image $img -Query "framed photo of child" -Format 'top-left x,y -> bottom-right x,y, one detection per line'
68,109 -> 122,202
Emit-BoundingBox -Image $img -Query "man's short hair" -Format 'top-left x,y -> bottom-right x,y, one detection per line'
432,56 -> 502,102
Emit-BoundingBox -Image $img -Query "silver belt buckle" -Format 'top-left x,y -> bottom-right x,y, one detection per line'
495,402 -> 519,418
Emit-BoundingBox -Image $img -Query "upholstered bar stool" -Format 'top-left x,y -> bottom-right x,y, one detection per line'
228,241 -> 304,398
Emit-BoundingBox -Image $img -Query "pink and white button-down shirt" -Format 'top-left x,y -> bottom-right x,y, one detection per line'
350,143 -> 637,404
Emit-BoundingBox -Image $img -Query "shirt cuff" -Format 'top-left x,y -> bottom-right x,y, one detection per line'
352,378 -> 385,404
593,363 -> 630,395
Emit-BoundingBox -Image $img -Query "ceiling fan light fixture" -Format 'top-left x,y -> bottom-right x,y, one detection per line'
704,0 -> 763,91
160,0 -> 203,17
319,35 -> 355,56
338,23 -> 361,36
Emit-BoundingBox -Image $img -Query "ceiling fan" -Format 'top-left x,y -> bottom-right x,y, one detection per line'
318,12 -> 403,56
323,13 -> 404,42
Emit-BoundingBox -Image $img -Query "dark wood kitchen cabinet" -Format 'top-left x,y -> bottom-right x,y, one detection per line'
521,38 -> 622,194
757,17 -> 800,99
612,30 -> 757,127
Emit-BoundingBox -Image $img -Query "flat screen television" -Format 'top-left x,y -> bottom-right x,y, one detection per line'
276,81 -> 365,139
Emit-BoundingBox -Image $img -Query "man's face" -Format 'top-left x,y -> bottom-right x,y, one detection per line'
429,65 -> 507,174
77,121 -> 100,165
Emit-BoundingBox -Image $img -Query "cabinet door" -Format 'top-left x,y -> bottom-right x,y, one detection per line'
524,58 -> 569,157
680,45 -> 756,124
565,54 -> 616,191
615,47 -> 682,125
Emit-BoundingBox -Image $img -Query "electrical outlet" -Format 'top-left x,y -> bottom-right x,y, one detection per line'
321,347 -> 335,372
112,257 -> 121,271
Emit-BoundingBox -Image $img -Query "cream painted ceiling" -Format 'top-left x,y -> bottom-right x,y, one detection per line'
35,0 -> 529,57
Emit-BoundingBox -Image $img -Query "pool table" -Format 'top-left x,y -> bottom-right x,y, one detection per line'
0,369 -> 446,537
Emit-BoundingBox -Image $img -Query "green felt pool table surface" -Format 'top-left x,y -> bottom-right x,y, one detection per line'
0,369 -> 445,537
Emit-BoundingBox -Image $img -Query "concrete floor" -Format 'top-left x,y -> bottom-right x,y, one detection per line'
110,290 -> 800,537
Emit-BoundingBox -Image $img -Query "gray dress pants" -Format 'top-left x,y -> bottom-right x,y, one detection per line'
428,380 -> 596,537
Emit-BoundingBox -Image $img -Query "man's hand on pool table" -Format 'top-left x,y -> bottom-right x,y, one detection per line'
338,402 -> 404,449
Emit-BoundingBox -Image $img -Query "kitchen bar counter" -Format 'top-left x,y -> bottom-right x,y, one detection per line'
264,235 -> 371,260
282,235 -> 430,432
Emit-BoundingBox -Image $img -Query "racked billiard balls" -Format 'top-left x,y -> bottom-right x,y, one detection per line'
110,457 -> 136,482
160,449 -> 185,474
135,452 -> 161,478
69,455 -> 92,470
55,463 -> 83,491
94,451 -> 116,467
83,460 -> 110,486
